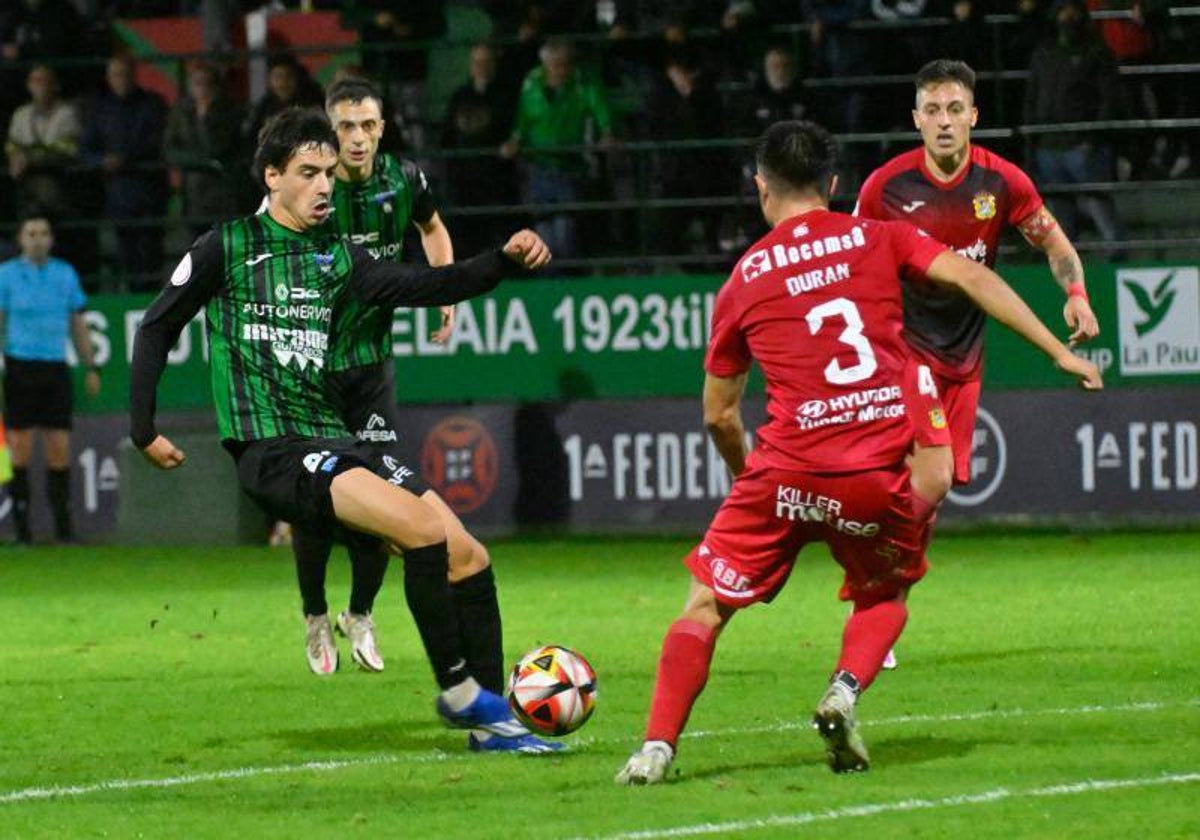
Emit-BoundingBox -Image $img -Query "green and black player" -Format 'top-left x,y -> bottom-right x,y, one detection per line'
130,108 -> 560,751
281,78 -> 460,683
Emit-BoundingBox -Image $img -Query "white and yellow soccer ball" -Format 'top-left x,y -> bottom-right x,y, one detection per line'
506,645 -> 598,736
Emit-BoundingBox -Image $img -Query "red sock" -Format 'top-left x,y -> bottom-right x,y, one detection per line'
836,599 -> 908,691
644,619 -> 717,747
911,492 -> 938,555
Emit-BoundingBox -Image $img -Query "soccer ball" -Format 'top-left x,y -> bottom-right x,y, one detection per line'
507,645 -> 597,736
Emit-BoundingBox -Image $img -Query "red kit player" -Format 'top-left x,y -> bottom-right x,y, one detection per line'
856,59 -> 1100,507
615,121 -> 1101,784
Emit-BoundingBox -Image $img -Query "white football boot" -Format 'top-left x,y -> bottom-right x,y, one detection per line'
615,741 -> 674,785
882,648 -> 898,670
304,614 -> 339,676
336,611 -> 385,672
812,671 -> 869,773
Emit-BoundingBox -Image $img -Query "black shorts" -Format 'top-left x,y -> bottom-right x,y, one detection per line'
327,362 -> 402,445
233,436 -> 429,544
4,357 -> 73,430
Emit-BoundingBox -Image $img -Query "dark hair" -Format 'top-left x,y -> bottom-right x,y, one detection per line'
324,76 -> 384,113
252,107 -> 338,188
754,120 -> 838,197
17,204 -> 53,231
914,59 -> 976,94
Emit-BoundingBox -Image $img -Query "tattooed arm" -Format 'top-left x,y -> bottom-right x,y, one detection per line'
1018,205 -> 1100,346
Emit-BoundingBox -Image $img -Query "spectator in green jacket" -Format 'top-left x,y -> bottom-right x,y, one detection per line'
500,38 -> 612,261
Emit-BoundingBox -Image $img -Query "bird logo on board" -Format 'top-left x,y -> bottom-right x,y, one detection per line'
972,191 -> 997,220
314,251 -> 335,273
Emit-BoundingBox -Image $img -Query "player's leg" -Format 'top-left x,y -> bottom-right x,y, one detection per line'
817,468 -> 927,774
335,542 -> 388,672
618,464 -> 797,784
327,467 -> 525,737
330,363 -> 394,675
6,427 -> 33,544
43,429 -> 72,542
616,576 -> 738,785
418,489 -> 562,753
4,359 -> 39,544
890,362 -> 956,670
292,527 -> 339,675
41,362 -> 75,543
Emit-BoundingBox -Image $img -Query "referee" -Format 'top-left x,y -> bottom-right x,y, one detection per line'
0,210 -> 100,543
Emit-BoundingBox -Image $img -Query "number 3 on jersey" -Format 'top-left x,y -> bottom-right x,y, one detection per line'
805,297 -> 878,385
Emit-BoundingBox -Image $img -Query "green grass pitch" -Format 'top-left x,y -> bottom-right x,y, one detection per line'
1,532 -> 1197,839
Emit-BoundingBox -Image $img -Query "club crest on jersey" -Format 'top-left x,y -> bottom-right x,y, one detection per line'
314,251 -> 335,273
274,283 -> 289,302
972,191 -> 997,220
372,190 -> 396,214
929,408 -> 948,430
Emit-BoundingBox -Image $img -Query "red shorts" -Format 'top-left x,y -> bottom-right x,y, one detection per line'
685,463 -> 927,610
904,359 -> 979,485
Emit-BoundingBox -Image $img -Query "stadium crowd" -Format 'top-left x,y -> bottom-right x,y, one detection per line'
1,0 -> 1197,288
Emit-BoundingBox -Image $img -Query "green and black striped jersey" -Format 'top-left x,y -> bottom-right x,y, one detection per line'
327,154 -> 438,370
130,209 -> 516,448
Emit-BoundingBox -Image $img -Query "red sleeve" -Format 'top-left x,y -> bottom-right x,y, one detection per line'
1000,158 -> 1044,226
704,279 -> 751,377
853,168 -> 885,219
886,220 -> 949,279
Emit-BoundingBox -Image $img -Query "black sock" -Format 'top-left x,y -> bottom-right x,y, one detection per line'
10,467 -> 30,543
451,567 -> 505,694
403,541 -> 468,690
292,527 -> 332,616
348,544 -> 388,616
47,468 -> 71,541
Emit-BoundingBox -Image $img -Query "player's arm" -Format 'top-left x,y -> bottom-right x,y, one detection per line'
703,372 -> 750,478
406,160 -> 458,344
349,229 -> 549,309
70,312 -> 101,397
924,250 -> 1102,389
416,211 -> 457,344
129,232 -> 223,468
1017,205 -> 1099,346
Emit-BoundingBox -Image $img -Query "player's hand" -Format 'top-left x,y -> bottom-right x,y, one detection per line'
503,230 -> 552,270
84,370 -> 101,397
499,139 -> 520,159
1056,352 -> 1103,391
1064,296 -> 1100,347
431,305 -> 455,344
141,435 -> 186,470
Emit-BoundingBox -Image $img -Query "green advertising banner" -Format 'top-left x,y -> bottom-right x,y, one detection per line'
67,263 -> 1199,416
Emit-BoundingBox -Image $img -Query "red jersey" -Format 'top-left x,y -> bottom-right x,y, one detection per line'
855,145 -> 1044,380
706,207 -> 946,475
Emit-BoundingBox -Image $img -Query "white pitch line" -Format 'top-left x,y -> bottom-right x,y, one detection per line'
1,698 -> 1196,805
0,753 -> 445,805
581,772 -> 1200,840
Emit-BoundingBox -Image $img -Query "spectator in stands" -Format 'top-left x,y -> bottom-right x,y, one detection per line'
164,61 -> 243,233
6,65 -> 80,225
81,53 -> 168,291
1024,0 -> 1125,248
802,0 -> 872,132
0,0 -> 86,116
500,38 -> 613,261
648,45 -> 728,270
340,1 -> 446,150
738,45 -> 814,136
241,56 -> 322,151
935,1 -> 989,66
441,43 -> 518,254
